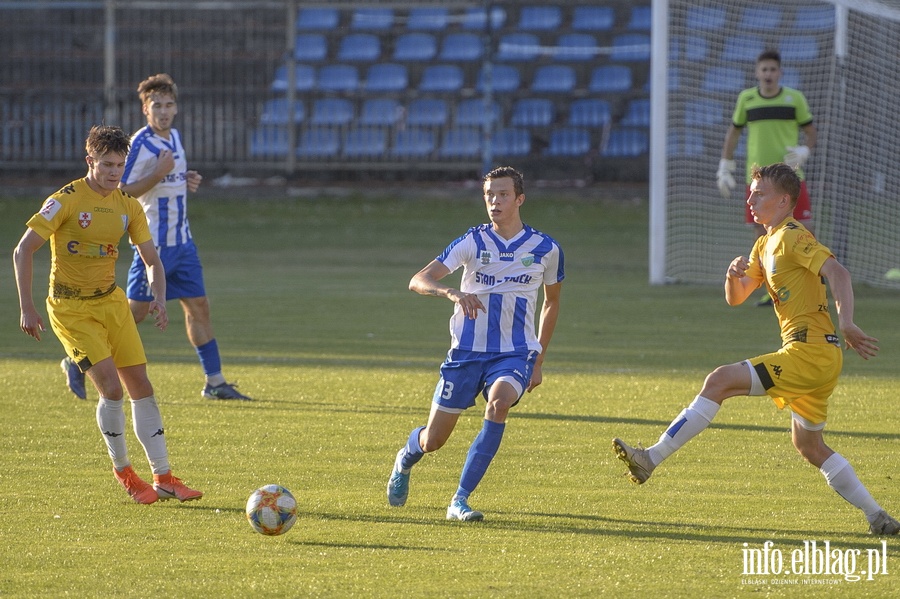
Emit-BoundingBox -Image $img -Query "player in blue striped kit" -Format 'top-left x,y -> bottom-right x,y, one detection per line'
61,73 -> 250,401
387,166 -> 564,521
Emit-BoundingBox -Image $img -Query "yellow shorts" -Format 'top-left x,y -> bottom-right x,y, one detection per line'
47,287 -> 147,372
749,341 -> 843,425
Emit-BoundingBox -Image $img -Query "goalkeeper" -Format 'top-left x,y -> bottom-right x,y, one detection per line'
717,49 -> 816,306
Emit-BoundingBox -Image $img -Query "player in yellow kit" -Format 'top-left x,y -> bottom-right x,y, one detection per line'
13,125 -> 202,505
613,163 -> 898,535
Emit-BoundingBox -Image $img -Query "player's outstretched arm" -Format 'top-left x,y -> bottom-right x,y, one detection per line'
820,257 -> 879,359
409,259 -> 485,319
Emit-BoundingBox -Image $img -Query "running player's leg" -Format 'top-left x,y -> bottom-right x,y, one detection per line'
792,414 -> 898,534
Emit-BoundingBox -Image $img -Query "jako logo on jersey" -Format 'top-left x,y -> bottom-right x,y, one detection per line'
499,252 -> 514,260
521,253 -> 534,267
480,250 -> 492,264
78,212 -> 92,229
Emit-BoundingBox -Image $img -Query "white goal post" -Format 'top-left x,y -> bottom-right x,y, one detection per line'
650,0 -> 900,289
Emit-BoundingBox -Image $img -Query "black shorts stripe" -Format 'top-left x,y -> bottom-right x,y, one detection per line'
753,362 -> 775,390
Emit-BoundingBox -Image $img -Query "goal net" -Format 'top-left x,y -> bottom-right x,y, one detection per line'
653,0 -> 900,289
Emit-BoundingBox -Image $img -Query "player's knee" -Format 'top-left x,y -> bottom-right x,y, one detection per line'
420,429 -> 448,453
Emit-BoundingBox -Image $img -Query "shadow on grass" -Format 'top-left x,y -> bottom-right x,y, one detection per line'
515,411 -> 900,440
309,510 -> 887,547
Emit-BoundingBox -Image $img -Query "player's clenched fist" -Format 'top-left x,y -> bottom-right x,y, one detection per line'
726,256 -> 749,279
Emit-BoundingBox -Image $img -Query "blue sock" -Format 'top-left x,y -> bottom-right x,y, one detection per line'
398,426 -> 426,472
195,339 -> 222,378
455,420 -> 505,500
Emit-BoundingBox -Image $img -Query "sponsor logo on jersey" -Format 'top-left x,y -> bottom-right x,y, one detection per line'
521,253 -> 534,267
78,212 -> 92,229
480,250 -> 492,265
38,198 -> 61,220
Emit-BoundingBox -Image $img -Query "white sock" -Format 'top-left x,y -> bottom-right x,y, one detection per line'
131,396 -> 170,476
648,395 -> 720,465
96,397 -> 129,470
820,453 -> 882,520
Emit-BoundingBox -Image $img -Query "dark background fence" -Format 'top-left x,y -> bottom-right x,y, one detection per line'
0,1 -> 651,181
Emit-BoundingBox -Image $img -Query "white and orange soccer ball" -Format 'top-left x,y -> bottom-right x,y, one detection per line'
245,484 -> 298,536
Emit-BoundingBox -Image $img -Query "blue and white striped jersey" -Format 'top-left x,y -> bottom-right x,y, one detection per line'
122,125 -> 192,247
437,223 -> 564,353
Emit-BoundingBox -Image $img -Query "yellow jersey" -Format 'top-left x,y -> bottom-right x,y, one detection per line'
26,178 -> 151,300
746,217 -> 837,347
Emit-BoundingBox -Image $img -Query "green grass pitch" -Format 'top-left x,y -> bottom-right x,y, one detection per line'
0,187 -> 897,597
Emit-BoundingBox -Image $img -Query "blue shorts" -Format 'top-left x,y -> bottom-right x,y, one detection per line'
432,348 -> 536,413
126,240 -> 206,302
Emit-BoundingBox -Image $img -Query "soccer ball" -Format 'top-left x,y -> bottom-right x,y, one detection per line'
245,484 -> 298,536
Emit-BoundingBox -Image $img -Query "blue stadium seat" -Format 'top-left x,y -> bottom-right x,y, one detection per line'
477,64 -> 521,93
781,67 -> 801,89
491,128 -> 531,156
343,128 -> 388,159
250,126 -> 289,158
686,6 -> 726,30
359,98 -> 403,126
668,131 -> 705,157
778,36 -> 819,61
310,98 -> 354,126
510,98 -> 554,127
393,33 -> 437,61
555,33 -> 598,61
702,66 -> 747,93
440,33 -> 483,62
671,35 -> 709,62
455,99 -> 500,127
407,7 -> 449,31
588,65 -> 632,93
739,7 -> 782,30
259,98 -> 304,125
296,128 -> 340,159
351,8 -> 393,30
683,99 -> 725,127
439,128 -> 482,158
531,65 -> 576,93
497,33 -> 541,62
294,34 -> 327,62
602,128 -> 649,157
568,99 -> 611,127
545,127 -> 591,156
627,6 -> 652,31
611,34 -> 651,62
419,65 -> 464,92
518,6 -> 562,31
407,99 -> 449,127
668,66 -> 680,92
620,98 -> 650,127
571,6 -> 615,31
723,36 -> 765,62
391,129 -> 436,158
316,65 -> 358,92
363,63 -> 408,92
296,7 -> 339,31
461,6 -> 507,30
337,34 -> 381,62
793,6 -> 835,31
271,65 -> 315,92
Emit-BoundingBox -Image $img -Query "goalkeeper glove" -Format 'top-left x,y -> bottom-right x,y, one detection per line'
716,159 -> 736,198
784,145 -> 810,169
